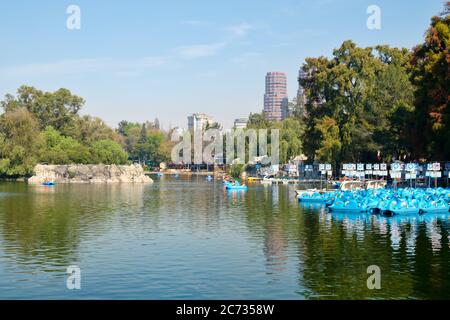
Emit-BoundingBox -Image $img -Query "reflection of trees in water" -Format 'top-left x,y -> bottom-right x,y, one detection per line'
240,185 -> 296,277
2,180 -> 449,298
0,183 -> 146,268
239,184 -> 450,299
298,212 -> 450,299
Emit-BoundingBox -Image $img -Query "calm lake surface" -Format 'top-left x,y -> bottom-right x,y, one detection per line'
0,177 -> 449,299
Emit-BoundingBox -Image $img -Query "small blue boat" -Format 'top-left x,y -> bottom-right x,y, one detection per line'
328,199 -> 363,212
42,181 -> 55,186
383,199 -> 420,216
419,200 -> 450,214
226,185 -> 248,190
225,180 -> 248,190
298,192 -> 326,204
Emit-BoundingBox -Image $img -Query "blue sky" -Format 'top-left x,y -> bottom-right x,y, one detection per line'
0,0 -> 444,129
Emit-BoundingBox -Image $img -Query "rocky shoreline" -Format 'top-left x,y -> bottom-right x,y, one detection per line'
27,164 -> 153,184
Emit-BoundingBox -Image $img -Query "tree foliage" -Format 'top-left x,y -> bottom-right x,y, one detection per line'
411,2 -> 450,159
0,108 -> 44,176
0,87 -> 130,177
301,41 -> 415,163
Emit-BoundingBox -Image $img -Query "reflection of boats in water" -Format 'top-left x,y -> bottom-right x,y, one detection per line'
298,202 -> 326,211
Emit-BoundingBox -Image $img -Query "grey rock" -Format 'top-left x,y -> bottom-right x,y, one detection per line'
28,164 -> 153,184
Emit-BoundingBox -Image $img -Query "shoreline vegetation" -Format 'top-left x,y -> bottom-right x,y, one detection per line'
0,3 -> 449,180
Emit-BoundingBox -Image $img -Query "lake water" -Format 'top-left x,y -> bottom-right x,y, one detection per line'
0,177 -> 449,299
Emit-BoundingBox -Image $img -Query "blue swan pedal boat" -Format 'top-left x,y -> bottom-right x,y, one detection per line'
383,198 -> 420,216
328,199 -> 364,212
225,180 -> 248,190
298,192 -> 326,204
419,199 -> 450,214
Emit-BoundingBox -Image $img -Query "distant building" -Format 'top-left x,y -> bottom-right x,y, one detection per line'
188,113 -> 214,131
263,72 -> 288,121
234,118 -> 248,129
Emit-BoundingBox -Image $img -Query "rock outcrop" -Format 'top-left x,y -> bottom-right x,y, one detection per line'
28,164 -> 153,184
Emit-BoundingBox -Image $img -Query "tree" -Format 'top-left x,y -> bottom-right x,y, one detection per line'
247,112 -> 270,128
41,126 -> 92,164
1,86 -> 84,136
146,130 -> 169,164
300,41 -> 415,163
74,115 -> 119,144
0,108 -> 44,176
411,2 -> 450,159
90,140 -> 129,165
154,117 -> 160,130
314,117 -> 341,165
137,123 -> 148,163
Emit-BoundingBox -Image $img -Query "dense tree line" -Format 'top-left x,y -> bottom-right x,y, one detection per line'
299,3 -> 449,164
247,113 -> 304,164
0,86 -> 170,177
117,120 -> 171,165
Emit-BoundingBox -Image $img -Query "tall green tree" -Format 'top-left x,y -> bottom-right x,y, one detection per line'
41,126 -> 91,164
90,140 -> 128,165
0,108 -> 44,176
411,2 -> 450,159
300,41 -> 415,163
0,86 -> 84,136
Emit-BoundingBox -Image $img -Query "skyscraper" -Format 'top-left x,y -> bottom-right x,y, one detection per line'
263,72 -> 288,121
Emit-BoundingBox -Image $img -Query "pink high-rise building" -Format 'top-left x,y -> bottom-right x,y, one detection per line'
263,72 -> 288,121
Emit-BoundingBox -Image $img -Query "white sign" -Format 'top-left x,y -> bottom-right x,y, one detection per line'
390,171 -> 402,179
430,171 -> 442,178
325,164 -> 332,171
380,164 -> 387,171
406,163 -> 417,172
373,164 -> 380,170
405,173 -> 417,180
432,163 -> 441,171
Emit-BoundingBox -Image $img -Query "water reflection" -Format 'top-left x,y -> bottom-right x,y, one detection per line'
0,180 -> 449,299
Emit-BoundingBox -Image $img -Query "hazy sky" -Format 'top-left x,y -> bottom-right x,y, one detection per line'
0,0 -> 444,129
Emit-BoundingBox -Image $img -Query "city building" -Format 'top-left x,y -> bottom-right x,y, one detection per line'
234,118 -> 248,129
187,113 -> 214,131
263,72 -> 288,121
